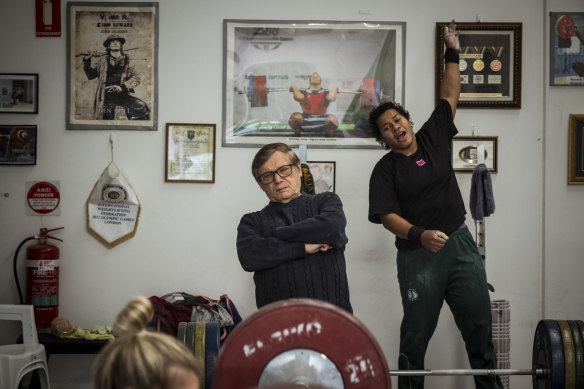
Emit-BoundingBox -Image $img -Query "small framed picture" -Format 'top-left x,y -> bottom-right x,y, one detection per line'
0,74 -> 39,114
0,125 -> 37,165
307,161 -> 336,193
550,13 -> 584,86
165,123 -> 216,183
451,136 -> 498,173
568,114 -> 584,184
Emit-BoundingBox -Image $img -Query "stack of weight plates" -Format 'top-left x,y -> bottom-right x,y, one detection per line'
177,321 -> 220,389
491,300 -> 511,389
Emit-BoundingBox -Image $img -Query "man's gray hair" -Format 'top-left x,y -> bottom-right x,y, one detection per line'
251,143 -> 300,184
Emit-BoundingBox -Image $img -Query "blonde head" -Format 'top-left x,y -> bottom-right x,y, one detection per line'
93,297 -> 201,389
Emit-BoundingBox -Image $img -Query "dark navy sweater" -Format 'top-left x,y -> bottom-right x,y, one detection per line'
236,192 -> 352,313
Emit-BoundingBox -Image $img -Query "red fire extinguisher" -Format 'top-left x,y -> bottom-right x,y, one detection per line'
13,227 -> 63,328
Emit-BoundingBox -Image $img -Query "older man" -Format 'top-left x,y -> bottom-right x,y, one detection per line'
236,142 -> 352,313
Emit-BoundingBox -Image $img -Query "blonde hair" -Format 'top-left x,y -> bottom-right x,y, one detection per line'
93,297 -> 201,389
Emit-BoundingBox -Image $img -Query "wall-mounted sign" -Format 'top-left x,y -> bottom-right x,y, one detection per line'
26,181 -> 61,215
36,0 -> 61,37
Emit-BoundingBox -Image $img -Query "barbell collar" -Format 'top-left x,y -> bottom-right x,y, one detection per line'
389,368 -> 544,377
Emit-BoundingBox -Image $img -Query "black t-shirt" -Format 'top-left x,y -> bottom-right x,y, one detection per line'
368,99 -> 466,250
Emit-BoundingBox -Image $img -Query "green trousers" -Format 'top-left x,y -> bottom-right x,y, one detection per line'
396,227 -> 502,389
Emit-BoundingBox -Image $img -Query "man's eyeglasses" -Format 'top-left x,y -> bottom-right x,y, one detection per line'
258,164 -> 295,185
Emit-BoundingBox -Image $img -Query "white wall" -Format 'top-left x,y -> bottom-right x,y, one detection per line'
0,1 -> 582,388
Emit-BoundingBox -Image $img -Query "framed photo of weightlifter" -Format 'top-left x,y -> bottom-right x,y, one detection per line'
222,19 -> 406,149
568,114 -> 584,184
66,2 -> 158,130
451,136 -> 498,173
550,13 -> 584,86
0,74 -> 38,114
436,22 -> 522,108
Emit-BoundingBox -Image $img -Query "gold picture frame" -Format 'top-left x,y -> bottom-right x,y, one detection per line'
165,123 -> 216,183
568,114 -> 584,184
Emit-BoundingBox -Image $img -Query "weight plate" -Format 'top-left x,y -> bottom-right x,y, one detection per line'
212,298 -> 391,389
250,75 -> 268,107
360,78 -> 377,108
557,15 -> 576,40
533,319 -> 565,389
576,321 -> 584,389
195,321 -> 206,389
558,320 -> 576,389
567,320 -> 584,389
185,322 -> 196,353
204,321 -> 220,389
177,321 -> 187,345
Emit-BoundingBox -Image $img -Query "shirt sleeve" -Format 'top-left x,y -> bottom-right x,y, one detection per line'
418,99 -> 458,144
368,158 -> 401,224
236,213 -> 306,272
270,192 -> 348,248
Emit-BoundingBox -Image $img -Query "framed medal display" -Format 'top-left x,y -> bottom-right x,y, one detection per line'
436,22 -> 522,108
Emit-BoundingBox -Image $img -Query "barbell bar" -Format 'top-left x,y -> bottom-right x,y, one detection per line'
236,74 -> 385,108
203,299 -> 583,388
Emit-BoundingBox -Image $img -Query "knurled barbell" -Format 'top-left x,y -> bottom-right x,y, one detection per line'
204,299 -> 584,389
235,74 -> 385,108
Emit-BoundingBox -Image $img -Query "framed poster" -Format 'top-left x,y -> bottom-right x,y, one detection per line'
223,19 -> 406,148
165,123 -> 216,183
0,125 -> 37,165
0,74 -> 38,114
451,136 -> 498,173
66,2 -> 158,130
550,13 -> 584,86
307,161 -> 336,193
568,114 -> 584,184
436,22 -> 522,108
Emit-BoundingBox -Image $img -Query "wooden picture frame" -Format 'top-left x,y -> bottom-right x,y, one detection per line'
66,2 -> 159,130
436,22 -> 522,108
165,123 -> 216,183
451,136 -> 498,173
307,161 -> 336,193
223,19 -> 406,148
0,125 -> 37,165
0,74 -> 38,114
550,13 -> 584,86
568,114 -> 584,184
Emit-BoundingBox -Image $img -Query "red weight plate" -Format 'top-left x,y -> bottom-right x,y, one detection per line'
360,78 -> 377,107
557,15 -> 576,40
212,298 -> 391,389
251,75 -> 268,107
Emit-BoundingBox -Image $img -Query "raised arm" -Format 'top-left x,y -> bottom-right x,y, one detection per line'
440,20 -> 461,118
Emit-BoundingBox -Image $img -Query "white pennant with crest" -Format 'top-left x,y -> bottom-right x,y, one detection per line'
86,138 -> 141,248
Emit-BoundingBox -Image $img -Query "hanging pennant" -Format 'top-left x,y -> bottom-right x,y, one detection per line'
86,162 -> 141,248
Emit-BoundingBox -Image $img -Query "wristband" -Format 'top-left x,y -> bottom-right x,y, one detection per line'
444,48 -> 459,64
408,226 -> 426,244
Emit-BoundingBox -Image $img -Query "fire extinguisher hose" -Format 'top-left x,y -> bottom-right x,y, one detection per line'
13,236 -> 36,304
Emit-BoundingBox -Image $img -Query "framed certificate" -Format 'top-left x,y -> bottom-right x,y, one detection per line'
165,123 -> 216,183
436,22 -> 522,108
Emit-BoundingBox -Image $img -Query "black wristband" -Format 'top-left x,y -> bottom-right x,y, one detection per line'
408,226 -> 426,244
444,48 -> 460,64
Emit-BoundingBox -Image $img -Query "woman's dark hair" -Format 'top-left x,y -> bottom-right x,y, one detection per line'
368,102 -> 413,149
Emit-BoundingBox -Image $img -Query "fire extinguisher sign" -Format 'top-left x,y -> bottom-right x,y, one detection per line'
36,0 -> 61,37
26,181 -> 61,216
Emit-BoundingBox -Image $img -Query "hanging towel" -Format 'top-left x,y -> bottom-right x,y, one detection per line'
470,163 -> 495,220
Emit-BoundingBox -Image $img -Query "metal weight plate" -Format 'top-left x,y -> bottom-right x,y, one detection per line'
533,320 -> 565,389
360,78 -> 378,108
186,322 -> 196,353
212,298 -> 391,389
576,321 -> 584,389
195,321 -> 206,389
177,321 -> 187,345
556,15 -> 576,40
567,320 -> 584,389
250,75 -> 269,107
204,322 -> 220,389
558,320 -> 576,389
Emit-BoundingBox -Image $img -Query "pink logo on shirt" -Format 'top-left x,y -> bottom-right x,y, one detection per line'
416,159 -> 426,166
